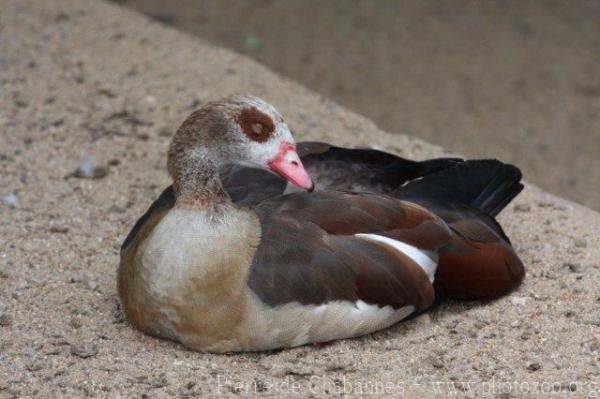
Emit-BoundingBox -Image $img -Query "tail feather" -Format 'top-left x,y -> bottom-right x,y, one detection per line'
298,142 -> 523,218
393,159 -> 525,300
395,160 -> 523,217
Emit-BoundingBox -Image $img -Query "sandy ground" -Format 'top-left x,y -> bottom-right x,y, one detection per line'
118,0 -> 600,211
1,0 -> 599,397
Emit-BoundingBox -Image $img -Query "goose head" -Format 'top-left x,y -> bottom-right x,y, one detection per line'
167,95 -> 313,199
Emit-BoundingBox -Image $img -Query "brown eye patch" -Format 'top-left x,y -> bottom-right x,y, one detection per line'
235,107 -> 275,143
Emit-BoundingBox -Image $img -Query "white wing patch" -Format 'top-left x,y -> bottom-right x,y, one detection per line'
355,233 -> 438,283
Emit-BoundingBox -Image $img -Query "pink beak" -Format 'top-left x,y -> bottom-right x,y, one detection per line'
268,143 -> 314,191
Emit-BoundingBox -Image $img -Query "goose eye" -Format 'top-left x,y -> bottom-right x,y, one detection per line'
251,123 -> 264,135
235,107 -> 275,143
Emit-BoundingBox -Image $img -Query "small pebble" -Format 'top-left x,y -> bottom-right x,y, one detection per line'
69,275 -> 86,284
143,95 -> 157,110
564,262 -> 581,273
108,205 -> 126,213
527,362 -> 541,371
0,314 -> 12,326
113,309 -> 126,324
68,156 -> 108,179
69,317 -> 82,329
511,297 -> 528,306
149,373 -> 168,388
431,357 -> 445,369
45,348 -> 61,356
97,87 -> 116,98
513,203 -> 531,212
15,99 -> 28,108
543,271 -> 556,279
70,343 -> 98,358
49,226 -> 69,234
1,193 -> 19,208
26,362 -> 44,372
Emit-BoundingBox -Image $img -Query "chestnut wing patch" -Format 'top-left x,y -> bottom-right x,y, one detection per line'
235,107 -> 275,143
434,218 -> 525,300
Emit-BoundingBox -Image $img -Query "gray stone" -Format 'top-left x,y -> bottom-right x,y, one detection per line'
70,343 -> 98,358
0,314 -> 12,327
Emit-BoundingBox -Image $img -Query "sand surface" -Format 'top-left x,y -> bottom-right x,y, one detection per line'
119,0 -> 600,211
1,0 -> 599,397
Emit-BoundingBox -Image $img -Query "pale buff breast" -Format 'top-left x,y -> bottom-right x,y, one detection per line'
126,206 -> 260,349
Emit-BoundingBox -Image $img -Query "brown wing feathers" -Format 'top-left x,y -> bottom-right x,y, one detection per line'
247,219 -> 437,310
342,237 -> 435,310
290,143 -> 525,301
248,191 -> 448,310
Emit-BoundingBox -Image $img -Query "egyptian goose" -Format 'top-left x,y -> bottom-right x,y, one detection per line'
118,95 -> 524,353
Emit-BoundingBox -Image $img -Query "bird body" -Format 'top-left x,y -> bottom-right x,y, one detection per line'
118,95 -> 524,352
